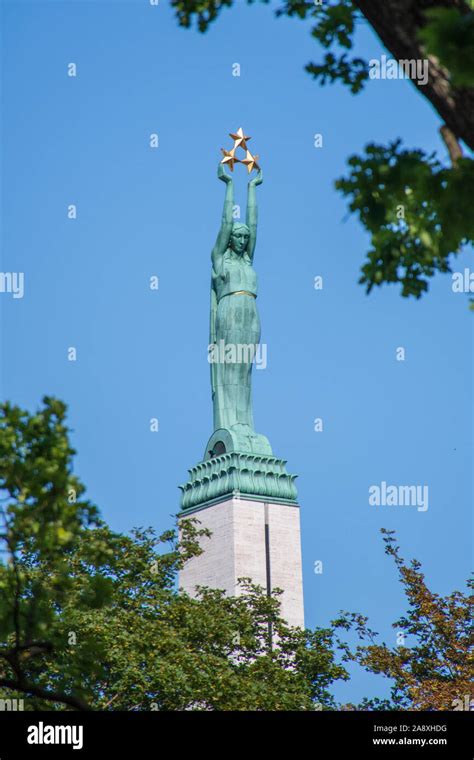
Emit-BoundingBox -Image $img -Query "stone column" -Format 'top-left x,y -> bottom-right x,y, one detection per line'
179,495 -> 305,629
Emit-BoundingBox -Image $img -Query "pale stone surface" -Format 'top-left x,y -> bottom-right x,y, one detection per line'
265,502 -> 305,629
179,497 -> 304,628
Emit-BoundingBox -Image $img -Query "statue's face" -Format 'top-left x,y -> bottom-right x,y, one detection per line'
230,229 -> 249,255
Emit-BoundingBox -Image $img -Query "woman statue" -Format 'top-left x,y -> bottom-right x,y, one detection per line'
207,163 -> 272,459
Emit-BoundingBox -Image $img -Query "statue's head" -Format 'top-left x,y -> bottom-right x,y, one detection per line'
230,222 -> 250,255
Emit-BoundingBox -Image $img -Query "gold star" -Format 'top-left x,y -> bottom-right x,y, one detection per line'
240,149 -> 260,173
229,127 -> 251,152
220,147 -> 239,171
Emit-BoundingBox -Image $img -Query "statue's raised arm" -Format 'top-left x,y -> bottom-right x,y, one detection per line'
246,168 -> 263,263
211,164 -> 234,272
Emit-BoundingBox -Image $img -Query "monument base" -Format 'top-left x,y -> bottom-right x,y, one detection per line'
178,495 -> 305,629
205,427 -> 273,459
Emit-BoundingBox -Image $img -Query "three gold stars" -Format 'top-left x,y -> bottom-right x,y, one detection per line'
220,127 -> 260,173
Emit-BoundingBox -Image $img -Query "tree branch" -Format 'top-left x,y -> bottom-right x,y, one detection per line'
440,124 -> 463,164
0,678 -> 92,711
353,0 -> 474,151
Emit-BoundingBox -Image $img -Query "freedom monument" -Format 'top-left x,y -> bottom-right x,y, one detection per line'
178,130 -> 304,628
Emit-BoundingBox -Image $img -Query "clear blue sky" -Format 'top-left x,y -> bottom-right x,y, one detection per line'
1,0 -> 472,705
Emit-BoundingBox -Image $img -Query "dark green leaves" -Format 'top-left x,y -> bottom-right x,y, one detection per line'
336,141 -> 474,297
306,53 -> 368,93
419,8 -> 474,88
172,0 -> 238,32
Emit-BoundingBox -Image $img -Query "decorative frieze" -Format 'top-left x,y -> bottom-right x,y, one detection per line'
179,452 -> 298,511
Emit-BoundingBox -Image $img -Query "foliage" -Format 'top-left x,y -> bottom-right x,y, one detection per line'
0,398 -> 347,710
336,142 -> 474,297
36,525 -> 346,711
333,530 -> 473,710
0,397 -> 101,709
419,7 -> 474,88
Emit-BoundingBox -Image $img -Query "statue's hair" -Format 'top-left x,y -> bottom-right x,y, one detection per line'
232,222 -> 250,234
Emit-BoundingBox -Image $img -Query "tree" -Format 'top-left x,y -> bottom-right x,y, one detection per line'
333,529 -> 473,710
0,398 -> 347,710
0,397 -> 100,710
172,0 -> 474,301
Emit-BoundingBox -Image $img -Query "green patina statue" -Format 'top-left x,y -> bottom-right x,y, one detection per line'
206,163 -> 273,460
179,136 -> 297,512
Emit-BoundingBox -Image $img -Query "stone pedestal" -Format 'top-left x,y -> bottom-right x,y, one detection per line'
178,495 -> 305,629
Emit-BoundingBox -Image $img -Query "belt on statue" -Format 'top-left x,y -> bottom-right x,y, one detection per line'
221,290 -> 257,299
